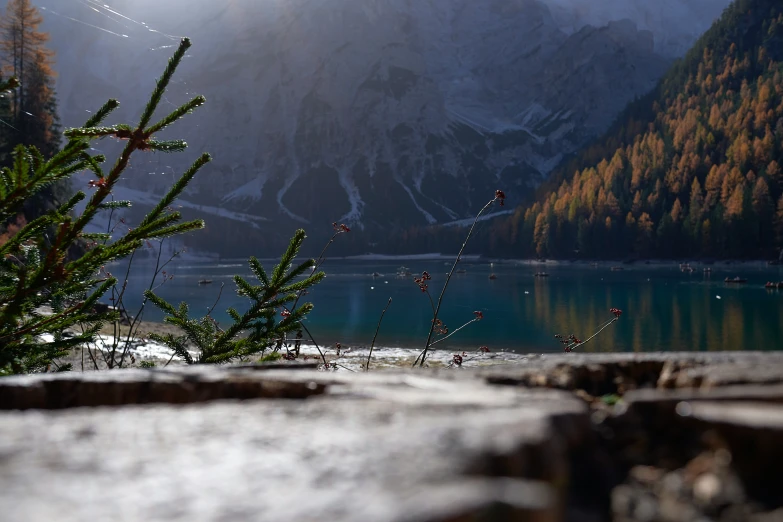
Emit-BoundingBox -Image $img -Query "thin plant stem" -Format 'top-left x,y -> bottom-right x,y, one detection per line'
104,194 -> 116,244
366,297 -> 392,371
415,197 -> 497,368
84,336 -> 100,370
77,321 -> 100,370
298,321 -> 328,368
118,240 -> 181,368
569,317 -> 618,351
314,232 -> 341,271
424,289 -> 435,316
109,248 -> 139,367
428,317 -> 479,348
164,350 -> 178,367
206,282 -> 225,317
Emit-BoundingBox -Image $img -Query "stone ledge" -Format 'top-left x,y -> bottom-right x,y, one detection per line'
4,351 -> 780,411
0,367 -> 328,410
472,352 -> 783,394
2,352 -> 783,521
0,378 -> 588,522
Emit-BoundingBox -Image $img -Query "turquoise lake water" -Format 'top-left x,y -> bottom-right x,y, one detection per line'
114,259 -> 783,354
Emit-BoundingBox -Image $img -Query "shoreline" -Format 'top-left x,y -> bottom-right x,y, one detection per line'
67,320 -> 532,371
120,254 -> 782,266
485,258 -> 782,267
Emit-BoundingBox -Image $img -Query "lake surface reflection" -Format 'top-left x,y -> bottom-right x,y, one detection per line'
112,259 -> 783,354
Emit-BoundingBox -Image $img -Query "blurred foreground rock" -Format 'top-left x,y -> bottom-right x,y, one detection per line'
1,352 -> 783,521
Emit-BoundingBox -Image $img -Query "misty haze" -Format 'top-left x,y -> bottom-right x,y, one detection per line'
40,0 -> 731,255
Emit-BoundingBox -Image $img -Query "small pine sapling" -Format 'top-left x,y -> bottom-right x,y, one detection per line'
145,229 -> 325,364
271,221 -> 352,368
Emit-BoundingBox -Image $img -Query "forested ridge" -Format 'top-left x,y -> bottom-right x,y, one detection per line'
0,0 -> 62,239
483,0 -> 783,260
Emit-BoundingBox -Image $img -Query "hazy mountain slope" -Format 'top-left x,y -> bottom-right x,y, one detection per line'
490,0 -> 783,260
39,0 -> 729,255
544,0 -> 732,56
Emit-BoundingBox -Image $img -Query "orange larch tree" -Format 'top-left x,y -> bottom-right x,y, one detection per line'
0,0 -> 58,156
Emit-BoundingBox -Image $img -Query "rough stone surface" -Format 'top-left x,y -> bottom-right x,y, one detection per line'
0,366 -> 328,410
0,368 -> 590,522
470,352 -> 783,394
2,352 -> 783,521
686,401 -> 783,508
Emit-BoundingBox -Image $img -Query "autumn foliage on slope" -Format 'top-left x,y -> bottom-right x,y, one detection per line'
493,0 -> 783,260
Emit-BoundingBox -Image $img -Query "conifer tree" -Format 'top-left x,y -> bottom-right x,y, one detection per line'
0,0 -> 62,218
0,0 -> 57,152
0,39 -> 210,374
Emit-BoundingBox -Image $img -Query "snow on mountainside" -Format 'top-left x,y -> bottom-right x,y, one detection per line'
39,0 -> 731,255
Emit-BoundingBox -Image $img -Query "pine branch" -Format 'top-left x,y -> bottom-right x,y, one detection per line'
137,153 -> 211,229
248,257 -> 270,286
82,99 -> 119,128
279,271 -> 325,294
146,95 -> 206,135
63,126 -> 125,139
44,139 -> 90,173
271,229 -> 305,286
277,258 -> 318,289
148,333 -> 193,365
138,38 -> 191,129
143,289 -> 179,316
96,200 -> 131,210
28,147 -> 45,171
145,139 -> 188,153
234,275 -> 260,299
0,277 -> 116,346
144,220 -> 205,240
58,192 -> 86,215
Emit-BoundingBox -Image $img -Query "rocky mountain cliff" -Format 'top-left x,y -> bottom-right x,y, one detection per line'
39,0 -> 730,254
